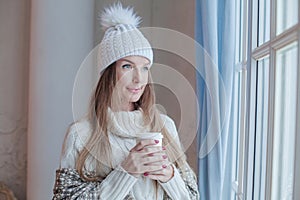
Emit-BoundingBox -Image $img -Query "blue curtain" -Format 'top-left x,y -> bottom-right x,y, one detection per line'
195,0 -> 236,199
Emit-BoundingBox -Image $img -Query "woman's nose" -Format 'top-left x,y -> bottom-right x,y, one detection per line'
132,68 -> 141,83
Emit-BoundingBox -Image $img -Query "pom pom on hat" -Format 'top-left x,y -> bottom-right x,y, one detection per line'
100,2 -> 141,31
97,2 -> 153,73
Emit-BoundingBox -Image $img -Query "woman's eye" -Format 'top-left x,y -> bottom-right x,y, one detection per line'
122,64 -> 132,69
143,66 -> 149,71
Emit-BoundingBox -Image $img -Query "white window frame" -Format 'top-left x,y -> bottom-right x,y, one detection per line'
243,0 -> 300,199
232,0 -> 248,199
293,1 -> 300,199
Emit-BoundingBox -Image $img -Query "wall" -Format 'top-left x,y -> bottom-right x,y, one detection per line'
0,0 -> 197,198
0,0 -> 30,199
151,0 -> 197,171
27,1 -> 95,199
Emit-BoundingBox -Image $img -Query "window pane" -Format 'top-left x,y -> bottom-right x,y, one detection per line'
253,56 -> 269,199
258,0 -> 270,46
235,0 -> 242,63
236,0 -> 248,63
231,70 -> 242,200
276,0 -> 298,35
271,42 -> 298,200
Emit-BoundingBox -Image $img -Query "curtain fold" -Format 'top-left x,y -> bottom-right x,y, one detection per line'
195,0 -> 236,199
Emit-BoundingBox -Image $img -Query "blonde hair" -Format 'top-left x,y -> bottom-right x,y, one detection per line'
75,63 -> 190,181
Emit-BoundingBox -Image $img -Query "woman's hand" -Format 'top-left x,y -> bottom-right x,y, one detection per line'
121,139 -> 173,182
144,163 -> 174,183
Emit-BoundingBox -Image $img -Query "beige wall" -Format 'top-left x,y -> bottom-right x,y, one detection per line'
0,0 -> 30,199
0,0 -> 197,198
151,0 -> 197,171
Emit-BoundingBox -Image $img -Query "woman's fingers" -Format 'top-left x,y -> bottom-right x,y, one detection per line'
144,165 -> 174,183
130,139 -> 160,152
121,147 -> 166,172
122,140 -> 168,176
141,153 -> 168,165
141,162 -> 168,173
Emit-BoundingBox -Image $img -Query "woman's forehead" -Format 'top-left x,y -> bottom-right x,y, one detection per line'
117,56 -> 150,65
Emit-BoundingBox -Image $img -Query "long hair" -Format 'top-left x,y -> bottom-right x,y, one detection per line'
75,63 -> 191,181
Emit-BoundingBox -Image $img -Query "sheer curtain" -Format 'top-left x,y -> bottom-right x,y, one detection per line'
195,0 -> 236,199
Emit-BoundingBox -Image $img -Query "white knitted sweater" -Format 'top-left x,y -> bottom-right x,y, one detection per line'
59,109 -> 192,200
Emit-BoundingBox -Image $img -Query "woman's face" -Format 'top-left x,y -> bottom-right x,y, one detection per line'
114,56 -> 151,110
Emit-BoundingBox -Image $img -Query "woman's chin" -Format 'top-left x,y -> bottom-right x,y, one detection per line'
128,94 -> 142,103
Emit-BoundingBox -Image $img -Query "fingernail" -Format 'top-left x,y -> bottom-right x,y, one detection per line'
144,172 -> 149,176
154,140 -> 159,144
162,155 -> 167,159
162,164 -> 167,168
162,146 -> 166,150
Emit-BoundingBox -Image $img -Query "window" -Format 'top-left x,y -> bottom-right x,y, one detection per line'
241,0 -> 300,200
231,0 -> 248,199
272,42 -> 298,199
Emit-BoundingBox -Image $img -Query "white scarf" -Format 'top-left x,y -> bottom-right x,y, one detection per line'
107,108 -> 151,139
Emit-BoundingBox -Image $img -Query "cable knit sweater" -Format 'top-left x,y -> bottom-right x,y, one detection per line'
52,109 -> 199,200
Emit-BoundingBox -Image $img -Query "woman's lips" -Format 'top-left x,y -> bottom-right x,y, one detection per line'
127,87 -> 142,94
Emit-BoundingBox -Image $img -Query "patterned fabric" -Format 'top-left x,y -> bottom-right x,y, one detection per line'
180,164 -> 200,200
52,166 -> 199,200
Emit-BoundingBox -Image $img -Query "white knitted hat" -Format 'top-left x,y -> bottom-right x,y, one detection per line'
97,3 -> 153,72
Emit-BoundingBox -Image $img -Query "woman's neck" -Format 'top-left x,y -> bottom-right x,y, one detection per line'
112,102 -> 134,112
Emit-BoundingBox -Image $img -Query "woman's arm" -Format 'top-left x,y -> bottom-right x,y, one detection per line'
52,165 -> 137,200
160,163 -> 199,200
159,115 -> 200,200
53,122 -> 137,200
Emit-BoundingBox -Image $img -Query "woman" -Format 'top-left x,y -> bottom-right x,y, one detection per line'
52,3 -> 199,200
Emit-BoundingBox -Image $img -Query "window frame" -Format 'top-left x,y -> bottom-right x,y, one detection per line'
293,2 -> 300,198
232,0 -> 248,199
243,0 -> 300,199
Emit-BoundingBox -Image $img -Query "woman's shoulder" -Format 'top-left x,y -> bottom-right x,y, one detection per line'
160,114 -> 176,125
61,118 -> 92,158
160,114 -> 178,135
159,113 -> 171,120
69,118 -> 91,133
66,118 -> 93,144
